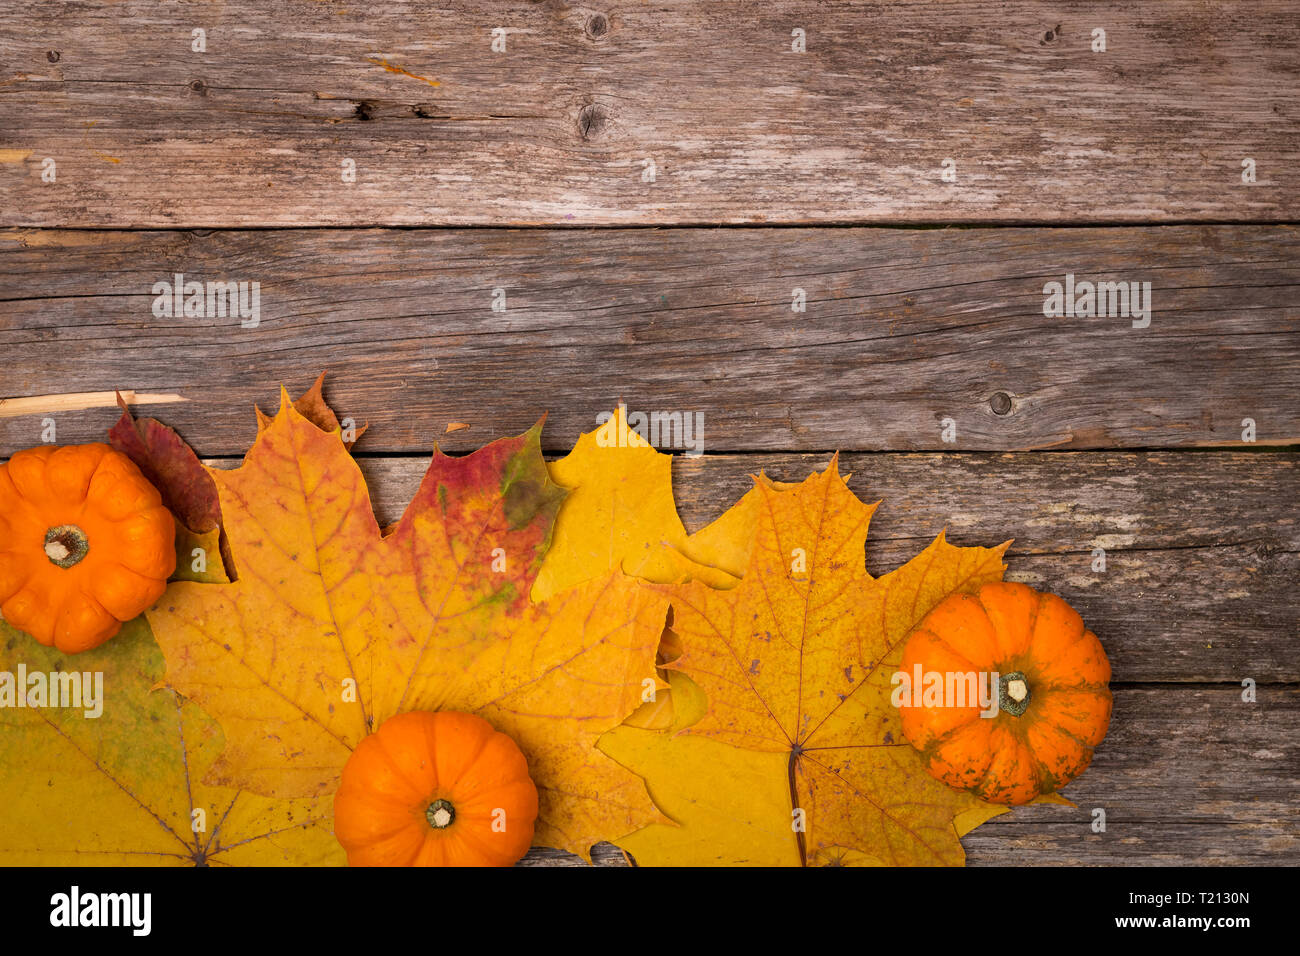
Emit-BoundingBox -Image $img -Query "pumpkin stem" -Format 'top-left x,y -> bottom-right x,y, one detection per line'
426,798 -> 456,830
44,525 -> 90,569
998,671 -> 1031,717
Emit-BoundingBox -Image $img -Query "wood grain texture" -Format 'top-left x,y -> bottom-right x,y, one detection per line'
2,225 -> 1297,454
520,687 -> 1300,866
2,0 -> 1292,874
1,1 -> 1297,226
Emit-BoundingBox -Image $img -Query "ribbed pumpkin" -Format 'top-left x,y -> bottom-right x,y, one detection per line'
899,582 -> 1111,805
0,443 -> 176,653
333,711 -> 539,866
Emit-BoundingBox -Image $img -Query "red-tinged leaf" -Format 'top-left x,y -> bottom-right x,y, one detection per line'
148,397 -> 668,858
109,391 -> 220,535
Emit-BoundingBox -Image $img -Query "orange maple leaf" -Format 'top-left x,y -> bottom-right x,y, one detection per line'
148,393 -> 669,859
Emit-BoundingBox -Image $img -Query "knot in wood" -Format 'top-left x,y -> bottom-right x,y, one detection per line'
585,13 -> 609,39
990,392 -> 1014,416
578,102 -> 610,140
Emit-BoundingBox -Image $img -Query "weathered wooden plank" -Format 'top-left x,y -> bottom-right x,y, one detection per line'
521,843 -> 626,868
2,226 -> 1297,454
521,687 -> 1300,865
525,822 -> 1300,865
1,1 -> 1296,226
334,451 -> 1298,683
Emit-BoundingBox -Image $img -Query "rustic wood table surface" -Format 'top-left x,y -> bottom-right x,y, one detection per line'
1,1 -> 1296,866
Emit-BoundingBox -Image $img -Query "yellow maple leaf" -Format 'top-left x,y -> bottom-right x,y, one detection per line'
0,617 -> 341,865
147,394 -> 669,860
601,724 -> 797,865
534,406 -> 750,600
604,458 -> 1023,865
536,406 -> 769,735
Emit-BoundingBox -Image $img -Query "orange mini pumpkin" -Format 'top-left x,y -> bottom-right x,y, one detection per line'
333,711 -> 539,866
0,443 -> 176,653
899,582 -> 1111,805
